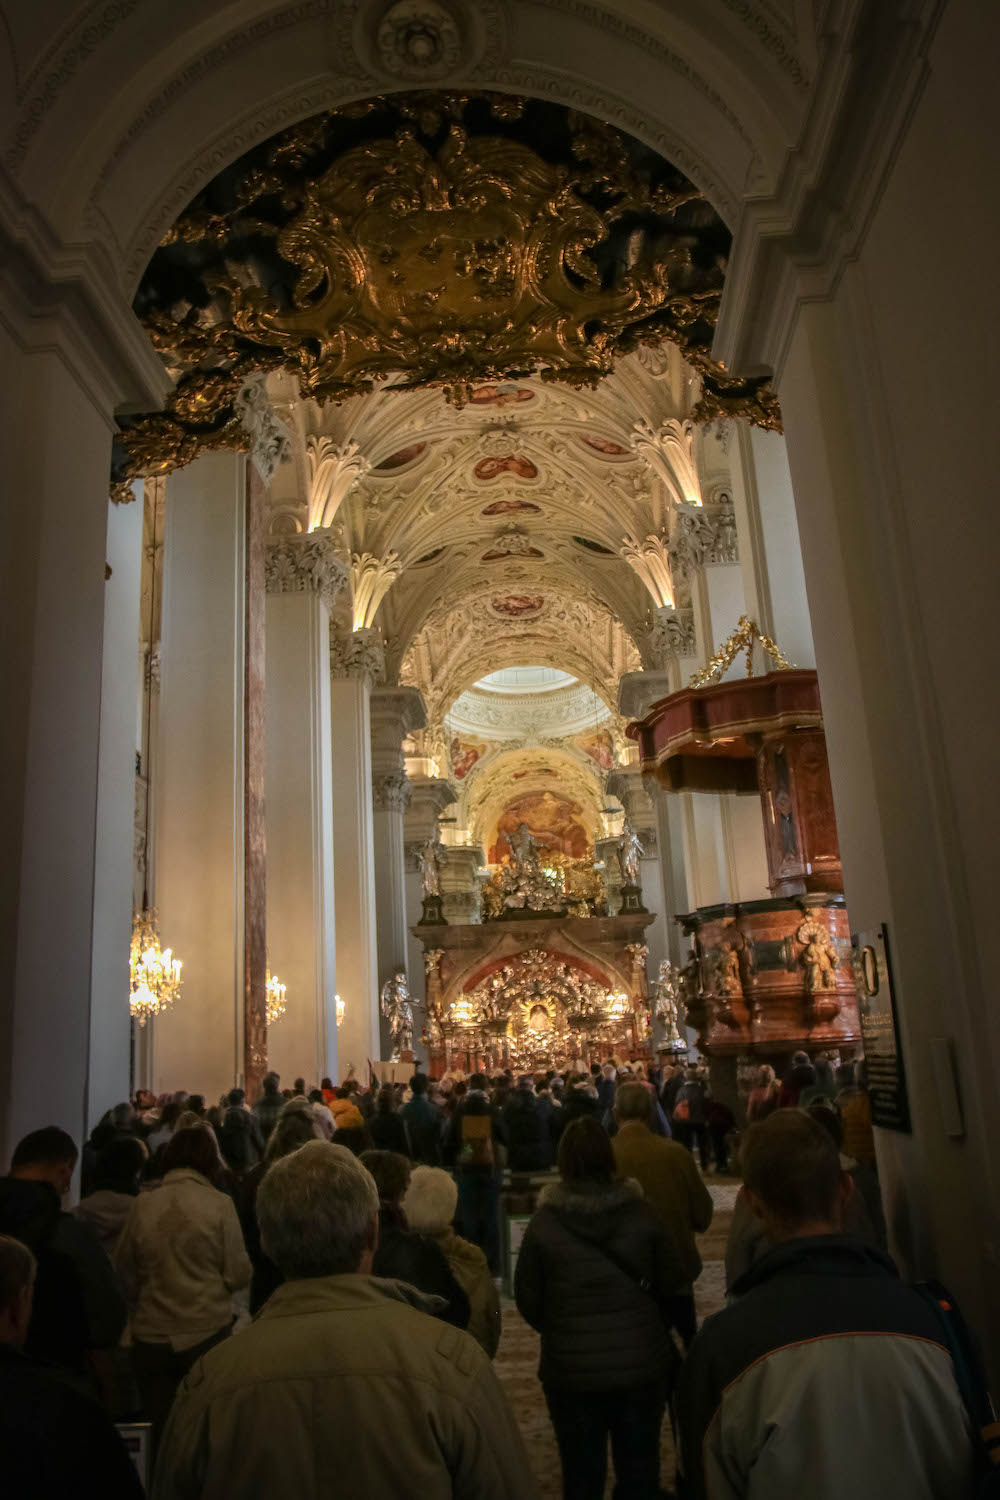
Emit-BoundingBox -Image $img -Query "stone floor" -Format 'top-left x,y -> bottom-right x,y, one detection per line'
493,1177 -> 739,1499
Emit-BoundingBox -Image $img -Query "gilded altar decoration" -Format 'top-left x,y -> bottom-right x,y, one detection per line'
689,615 -> 793,690
129,909 -> 183,1027
438,949 -> 638,1069
480,824 -> 606,919
116,94 -> 779,490
380,971 -> 415,1059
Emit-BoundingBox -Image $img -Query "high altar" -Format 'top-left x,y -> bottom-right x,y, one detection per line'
412,830 -> 655,1074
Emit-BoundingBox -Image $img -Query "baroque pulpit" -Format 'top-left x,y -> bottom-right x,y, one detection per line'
628,638 -> 860,1089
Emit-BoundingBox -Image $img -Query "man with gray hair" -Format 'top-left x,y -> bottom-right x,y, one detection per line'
155,1141 -> 536,1498
0,1234 -> 142,1495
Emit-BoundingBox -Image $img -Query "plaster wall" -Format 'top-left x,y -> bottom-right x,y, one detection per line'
774,0 -> 1000,1364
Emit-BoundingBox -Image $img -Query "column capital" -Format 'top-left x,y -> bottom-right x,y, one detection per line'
330,625 -> 384,684
265,530 -> 348,610
641,606 -> 696,672
618,670 -> 675,721
374,770 -> 412,813
369,685 -> 427,738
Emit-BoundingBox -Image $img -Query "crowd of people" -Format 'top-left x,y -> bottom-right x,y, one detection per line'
0,1051 -> 990,1499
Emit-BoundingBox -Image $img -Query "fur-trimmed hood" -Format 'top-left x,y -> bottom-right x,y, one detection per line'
538,1176 -> 643,1219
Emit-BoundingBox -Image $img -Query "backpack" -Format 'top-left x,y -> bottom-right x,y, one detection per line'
914,1279 -> 1000,1495
459,1111 -> 494,1169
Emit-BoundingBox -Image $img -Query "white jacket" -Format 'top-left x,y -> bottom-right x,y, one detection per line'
115,1168 -> 250,1350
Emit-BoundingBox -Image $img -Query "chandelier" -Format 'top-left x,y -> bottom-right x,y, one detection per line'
129,909 -> 182,1027
130,496 -> 184,1030
336,993 -> 345,1028
266,971 -> 287,1026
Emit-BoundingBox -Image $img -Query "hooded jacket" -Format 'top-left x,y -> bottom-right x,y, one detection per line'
152,1274 -> 536,1500
0,1176 -> 125,1376
514,1177 -> 685,1391
677,1236 -> 975,1500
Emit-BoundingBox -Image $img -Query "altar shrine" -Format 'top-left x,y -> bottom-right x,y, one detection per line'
412,825 -> 655,1073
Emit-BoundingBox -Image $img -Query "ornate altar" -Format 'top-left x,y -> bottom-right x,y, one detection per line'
415,821 -> 655,1074
628,636 -> 861,1096
414,915 -> 654,1074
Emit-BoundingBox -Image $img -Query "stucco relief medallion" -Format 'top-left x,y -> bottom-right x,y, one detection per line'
352,0 -> 507,83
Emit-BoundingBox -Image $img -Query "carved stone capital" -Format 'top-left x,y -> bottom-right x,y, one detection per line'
330,625 -> 385,684
374,770 -> 412,813
644,606 -> 697,668
265,530 -> 349,610
234,375 -> 292,483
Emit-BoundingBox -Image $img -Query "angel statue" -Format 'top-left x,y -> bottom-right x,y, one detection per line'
617,819 -> 644,888
418,836 -> 442,898
380,971 -> 414,1061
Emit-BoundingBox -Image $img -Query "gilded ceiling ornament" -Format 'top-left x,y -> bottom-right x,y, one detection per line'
115,95 -> 779,492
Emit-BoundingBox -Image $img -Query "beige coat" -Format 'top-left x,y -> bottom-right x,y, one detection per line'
611,1119 -> 713,1284
433,1227 -> 501,1357
153,1273 -> 537,1500
115,1168 -> 250,1350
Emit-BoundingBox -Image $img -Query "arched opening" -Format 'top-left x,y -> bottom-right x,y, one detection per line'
3,0 -> 998,1396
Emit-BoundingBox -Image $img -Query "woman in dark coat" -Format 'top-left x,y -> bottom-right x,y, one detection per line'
514,1117 -> 685,1500
368,1085 -> 410,1155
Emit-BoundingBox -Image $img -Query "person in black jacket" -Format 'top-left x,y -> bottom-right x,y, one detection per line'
368,1086 -> 410,1155
502,1076 -> 552,1173
0,1126 -> 125,1391
443,1075 -> 507,1273
515,1116 -> 685,1500
399,1074 -> 443,1164
0,1234 -> 143,1498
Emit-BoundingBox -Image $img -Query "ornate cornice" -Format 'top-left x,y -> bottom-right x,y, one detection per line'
330,624 -> 385,683
265,530 -> 348,608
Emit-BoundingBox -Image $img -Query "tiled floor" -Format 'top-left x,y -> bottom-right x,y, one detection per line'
494,1178 -> 737,1498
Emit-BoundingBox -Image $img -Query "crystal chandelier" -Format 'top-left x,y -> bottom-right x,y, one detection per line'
130,909 -> 182,1027
266,972 -> 287,1026
336,994 -> 345,1028
130,498 -> 184,1031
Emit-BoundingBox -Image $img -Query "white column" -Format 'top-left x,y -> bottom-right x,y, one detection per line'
0,278 -> 167,1165
729,425 -> 815,669
330,629 -> 382,1078
153,451 -> 247,1097
370,687 -> 426,1052
265,532 -> 346,1087
89,488 -> 144,1125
